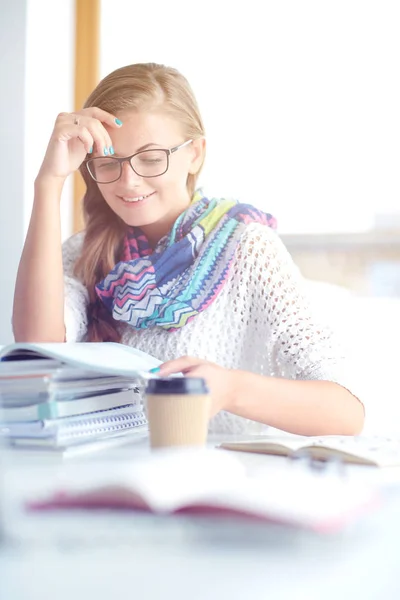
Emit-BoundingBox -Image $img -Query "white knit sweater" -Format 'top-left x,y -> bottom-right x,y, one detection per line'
62,224 -> 362,434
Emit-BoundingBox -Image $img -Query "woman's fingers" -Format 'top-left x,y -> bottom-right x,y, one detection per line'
75,126 -> 94,155
55,123 -> 93,154
158,356 -> 208,376
55,109 -> 121,156
84,117 -> 113,156
77,108 -> 123,154
85,107 -> 123,129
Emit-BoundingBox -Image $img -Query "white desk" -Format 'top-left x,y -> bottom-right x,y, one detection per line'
2,435 -> 400,600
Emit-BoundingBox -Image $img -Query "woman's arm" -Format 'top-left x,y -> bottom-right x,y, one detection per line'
157,358 -> 364,436
228,370 -> 364,436
13,176 -> 66,342
12,108 -> 121,342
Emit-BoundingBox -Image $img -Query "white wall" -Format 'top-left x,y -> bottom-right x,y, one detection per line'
0,0 -> 74,344
100,0 -> 400,235
24,0 -> 75,240
0,0 -> 29,345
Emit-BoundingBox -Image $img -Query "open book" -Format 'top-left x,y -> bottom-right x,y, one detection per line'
27,448 -> 377,533
219,435 -> 400,467
0,342 -> 161,378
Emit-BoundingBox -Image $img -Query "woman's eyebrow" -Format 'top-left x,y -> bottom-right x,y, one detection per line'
113,142 -> 161,157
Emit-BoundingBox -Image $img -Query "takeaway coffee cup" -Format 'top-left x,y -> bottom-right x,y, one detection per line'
145,378 -> 211,449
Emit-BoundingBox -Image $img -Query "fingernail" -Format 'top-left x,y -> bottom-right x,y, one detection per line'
104,147 -> 109,156
109,146 -> 114,155
149,367 -> 160,374
115,118 -> 123,126
88,146 -> 93,154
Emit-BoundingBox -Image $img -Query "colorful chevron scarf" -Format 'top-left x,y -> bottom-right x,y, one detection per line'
95,191 -> 277,330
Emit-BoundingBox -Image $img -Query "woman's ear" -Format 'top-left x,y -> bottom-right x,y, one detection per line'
188,137 -> 206,174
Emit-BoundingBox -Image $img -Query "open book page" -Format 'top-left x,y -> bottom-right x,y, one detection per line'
0,342 -> 161,377
29,448 -> 245,509
219,435 -> 400,467
27,447 -> 377,532
190,465 -> 377,532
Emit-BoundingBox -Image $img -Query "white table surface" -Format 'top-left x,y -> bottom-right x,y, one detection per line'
2,434 -> 400,600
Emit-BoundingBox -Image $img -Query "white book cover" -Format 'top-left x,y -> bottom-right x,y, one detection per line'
0,342 -> 161,378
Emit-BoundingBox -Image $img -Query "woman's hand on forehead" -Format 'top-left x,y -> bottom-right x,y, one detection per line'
37,107 -> 124,181
67,107 -> 124,157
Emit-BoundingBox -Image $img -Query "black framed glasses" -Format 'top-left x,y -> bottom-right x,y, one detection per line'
85,139 -> 193,184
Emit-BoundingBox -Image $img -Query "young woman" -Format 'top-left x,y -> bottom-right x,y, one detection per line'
13,63 -> 364,436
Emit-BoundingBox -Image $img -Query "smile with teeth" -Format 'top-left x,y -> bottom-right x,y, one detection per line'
121,192 -> 155,203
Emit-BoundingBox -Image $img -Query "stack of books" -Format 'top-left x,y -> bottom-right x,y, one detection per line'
0,342 -> 161,452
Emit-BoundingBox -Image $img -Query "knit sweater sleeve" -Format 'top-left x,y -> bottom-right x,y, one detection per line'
239,224 -> 364,405
62,232 -> 89,342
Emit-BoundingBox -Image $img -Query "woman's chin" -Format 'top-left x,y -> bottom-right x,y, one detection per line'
111,196 -> 160,227
117,208 -> 164,229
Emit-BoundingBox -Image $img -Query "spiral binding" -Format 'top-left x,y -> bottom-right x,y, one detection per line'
57,410 -> 148,441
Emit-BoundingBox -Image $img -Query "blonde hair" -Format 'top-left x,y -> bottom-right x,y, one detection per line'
74,63 -> 206,342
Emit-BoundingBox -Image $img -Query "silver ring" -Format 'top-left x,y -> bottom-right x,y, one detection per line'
73,116 -> 80,126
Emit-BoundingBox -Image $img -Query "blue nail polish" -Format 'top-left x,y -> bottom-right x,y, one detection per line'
149,367 -> 161,374
115,118 -> 123,126
104,147 -> 109,156
88,146 -> 93,154
109,146 -> 114,155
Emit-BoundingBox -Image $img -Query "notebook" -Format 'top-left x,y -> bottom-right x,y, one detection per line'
27,448 -> 378,533
1,388 -> 141,421
219,435 -> 400,467
5,405 -> 148,448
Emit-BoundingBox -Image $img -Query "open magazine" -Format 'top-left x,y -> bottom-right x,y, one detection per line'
0,342 -> 161,378
27,447 -> 378,533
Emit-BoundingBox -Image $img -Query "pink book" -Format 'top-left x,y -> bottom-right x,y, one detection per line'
27,447 -> 379,533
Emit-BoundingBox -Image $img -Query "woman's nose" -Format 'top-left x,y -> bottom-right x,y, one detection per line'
119,160 -> 143,184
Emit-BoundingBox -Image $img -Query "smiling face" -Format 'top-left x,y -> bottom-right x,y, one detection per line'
97,111 -> 204,245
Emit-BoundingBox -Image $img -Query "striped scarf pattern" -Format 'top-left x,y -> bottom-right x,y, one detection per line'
95,191 -> 277,330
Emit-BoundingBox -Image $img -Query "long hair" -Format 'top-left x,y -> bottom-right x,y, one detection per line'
74,63 -> 206,342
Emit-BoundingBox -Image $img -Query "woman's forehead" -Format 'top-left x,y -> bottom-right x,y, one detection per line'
106,110 -> 184,151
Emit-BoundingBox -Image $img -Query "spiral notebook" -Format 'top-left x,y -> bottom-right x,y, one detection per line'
5,406 -> 148,449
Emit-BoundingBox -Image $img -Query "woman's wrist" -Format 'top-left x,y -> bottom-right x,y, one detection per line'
34,172 -> 67,194
225,369 -> 262,414
34,174 -> 66,207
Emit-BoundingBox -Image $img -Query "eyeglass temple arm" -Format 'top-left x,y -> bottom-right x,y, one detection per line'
170,139 -> 193,154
